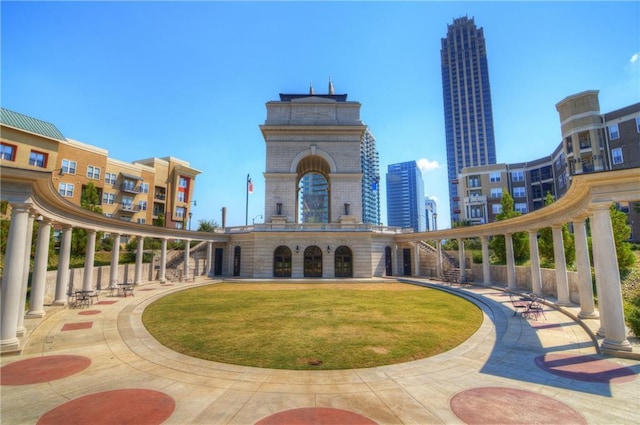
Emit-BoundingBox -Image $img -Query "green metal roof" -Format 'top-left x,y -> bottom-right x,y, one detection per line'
0,107 -> 66,141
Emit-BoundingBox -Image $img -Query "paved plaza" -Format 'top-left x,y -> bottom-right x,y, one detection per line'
1,278 -> 639,424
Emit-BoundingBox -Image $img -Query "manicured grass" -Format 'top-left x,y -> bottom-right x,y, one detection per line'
142,282 -> 482,370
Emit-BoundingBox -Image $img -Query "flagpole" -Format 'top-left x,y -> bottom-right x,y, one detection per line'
245,173 -> 250,226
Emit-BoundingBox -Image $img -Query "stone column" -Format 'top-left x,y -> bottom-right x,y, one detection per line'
159,238 -> 167,282
82,229 -> 97,291
1,203 -> 31,352
53,225 -> 73,305
590,226 -> 607,336
505,233 -> 516,290
27,218 -> 52,317
552,224 -> 570,305
573,218 -> 597,318
528,229 -> 542,295
134,236 -> 144,285
457,238 -> 466,282
591,203 -> 631,352
16,212 -> 36,336
435,240 -> 442,278
414,243 -> 420,276
481,236 -> 490,285
183,240 -> 191,280
109,233 -> 121,286
206,241 -> 213,277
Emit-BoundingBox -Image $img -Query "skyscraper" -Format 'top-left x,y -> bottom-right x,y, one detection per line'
361,127 -> 381,225
386,161 -> 426,232
441,17 -> 497,223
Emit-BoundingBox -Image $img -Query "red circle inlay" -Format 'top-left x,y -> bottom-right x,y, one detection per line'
37,389 -> 175,425
1,355 -> 91,385
535,353 -> 638,383
450,387 -> 587,424
78,310 -> 101,315
256,407 -> 377,425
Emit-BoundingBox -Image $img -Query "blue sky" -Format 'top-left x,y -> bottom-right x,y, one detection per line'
2,1 -> 639,230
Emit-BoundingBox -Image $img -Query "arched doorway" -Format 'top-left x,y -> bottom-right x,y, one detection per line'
334,246 -> 353,277
297,155 -> 330,224
304,246 -> 323,277
233,246 -> 241,276
273,246 -> 292,277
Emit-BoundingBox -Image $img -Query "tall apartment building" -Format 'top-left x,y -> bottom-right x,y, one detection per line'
425,197 -> 437,231
361,127 -> 381,225
441,16 -> 497,223
386,161 -> 426,232
0,108 -> 200,230
458,91 -> 639,241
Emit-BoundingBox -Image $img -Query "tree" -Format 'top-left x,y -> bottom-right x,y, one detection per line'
197,219 -> 219,232
72,183 -> 104,255
489,193 -> 529,264
610,203 -> 636,276
537,192 -> 575,268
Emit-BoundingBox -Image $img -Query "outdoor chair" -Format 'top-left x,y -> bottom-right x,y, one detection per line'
508,292 -> 529,317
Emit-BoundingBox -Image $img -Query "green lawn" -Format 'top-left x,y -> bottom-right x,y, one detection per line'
142,282 -> 482,370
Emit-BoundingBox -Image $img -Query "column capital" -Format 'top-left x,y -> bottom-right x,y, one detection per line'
590,201 -> 612,212
551,223 -> 564,229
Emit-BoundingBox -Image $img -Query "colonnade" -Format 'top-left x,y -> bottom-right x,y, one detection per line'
0,202 -> 217,352
414,201 -> 630,353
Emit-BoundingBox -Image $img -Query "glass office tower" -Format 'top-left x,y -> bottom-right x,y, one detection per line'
386,161 -> 426,232
441,17 -> 497,223
361,128 -> 381,225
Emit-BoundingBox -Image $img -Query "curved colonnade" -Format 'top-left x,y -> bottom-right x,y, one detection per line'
1,165 -> 638,356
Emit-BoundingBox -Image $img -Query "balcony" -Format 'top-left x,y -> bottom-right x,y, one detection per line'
120,183 -> 142,194
119,203 -> 141,213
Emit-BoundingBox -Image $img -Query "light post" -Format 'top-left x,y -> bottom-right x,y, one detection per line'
252,214 -> 263,225
433,213 -> 438,231
188,212 -> 193,231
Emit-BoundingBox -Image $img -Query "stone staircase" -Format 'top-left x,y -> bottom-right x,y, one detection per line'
417,241 -> 459,278
164,242 -> 209,281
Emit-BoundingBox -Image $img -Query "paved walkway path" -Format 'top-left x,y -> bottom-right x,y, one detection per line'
1,278 -> 639,424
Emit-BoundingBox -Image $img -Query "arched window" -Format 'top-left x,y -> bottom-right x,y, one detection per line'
233,246 -> 241,276
303,246 -> 323,277
334,246 -> 353,278
273,246 -> 292,277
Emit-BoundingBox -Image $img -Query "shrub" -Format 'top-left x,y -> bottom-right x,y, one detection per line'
622,267 -> 640,337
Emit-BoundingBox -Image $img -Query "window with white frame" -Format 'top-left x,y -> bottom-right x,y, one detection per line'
137,218 -> 146,224
511,171 -> 524,182
611,147 -> 624,165
177,191 -> 186,202
608,124 -> 620,140
1,143 -> 16,161
512,187 -> 526,198
102,193 -> 115,204
87,165 -> 101,179
176,206 -> 186,218
492,204 -> 502,214
515,203 -> 528,214
489,172 -> 501,182
105,213 -> 113,218
61,159 -> 77,174
58,183 -> 74,197
490,187 -> 502,198
105,172 -> 117,185
138,200 -> 147,211
140,182 -> 149,193
29,150 -> 47,168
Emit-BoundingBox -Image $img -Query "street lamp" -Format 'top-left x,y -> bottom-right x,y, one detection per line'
252,214 -> 263,225
188,212 -> 193,231
433,213 -> 438,231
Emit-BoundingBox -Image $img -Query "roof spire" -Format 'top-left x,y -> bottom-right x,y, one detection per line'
328,76 -> 335,95
309,81 -> 315,95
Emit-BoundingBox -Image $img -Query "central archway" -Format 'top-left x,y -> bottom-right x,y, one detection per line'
296,155 -> 330,224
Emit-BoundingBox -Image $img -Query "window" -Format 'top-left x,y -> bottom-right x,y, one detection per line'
176,206 -> 186,219
1,143 -> 16,161
612,147 -> 624,165
137,218 -> 146,224
138,200 -> 147,211
513,187 -> 526,198
489,172 -> 501,182
515,203 -> 528,214
87,165 -> 101,179
105,172 -> 117,185
492,204 -> 502,214
636,117 -> 640,133
178,175 -> 190,203
177,191 -> 186,203
490,187 -> 502,198
29,150 -> 48,168
61,159 -> 77,174
608,124 -> 620,140
140,182 -> 149,193
104,213 -> 113,218
58,183 -> 74,197
102,193 -> 115,205
511,171 -> 524,182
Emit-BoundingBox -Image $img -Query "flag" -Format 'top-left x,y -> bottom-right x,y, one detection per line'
248,180 -> 253,194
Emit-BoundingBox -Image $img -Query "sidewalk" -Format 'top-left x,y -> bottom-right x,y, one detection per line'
1,278 -> 639,424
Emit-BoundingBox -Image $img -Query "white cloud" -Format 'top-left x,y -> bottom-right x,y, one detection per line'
425,195 -> 439,203
417,158 -> 440,173
631,52 -> 639,64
